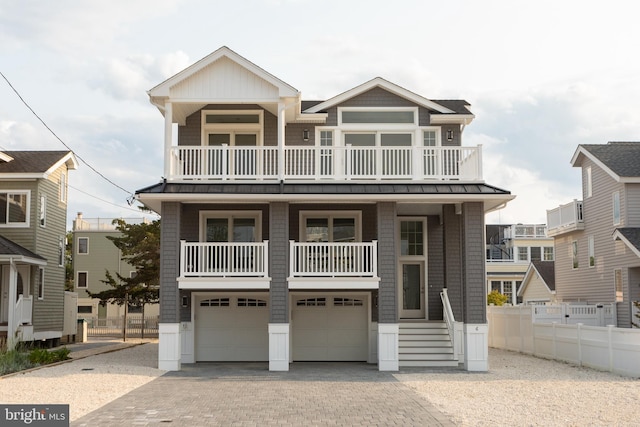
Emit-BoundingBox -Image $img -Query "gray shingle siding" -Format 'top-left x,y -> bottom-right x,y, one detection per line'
269,202 -> 289,323
443,204 -> 463,320
160,202 -> 181,323
461,202 -> 486,324
427,215 -> 444,320
377,202 -> 397,323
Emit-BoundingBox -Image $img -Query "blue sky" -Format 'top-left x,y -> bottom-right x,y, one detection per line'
2,0 -> 640,228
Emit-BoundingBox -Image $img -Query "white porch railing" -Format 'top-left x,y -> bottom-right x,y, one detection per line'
289,241 -> 378,277
440,289 -> 462,361
180,240 -> 269,277
15,295 -> 32,325
546,200 -> 584,236
169,145 -> 483,181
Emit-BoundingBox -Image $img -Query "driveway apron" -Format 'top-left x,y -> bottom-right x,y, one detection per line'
72,362 -> 455,426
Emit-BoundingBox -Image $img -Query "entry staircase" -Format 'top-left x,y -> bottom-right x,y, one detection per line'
398,321 -> 459,367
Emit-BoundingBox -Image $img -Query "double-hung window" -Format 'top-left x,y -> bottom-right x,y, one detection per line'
613,191 -> 621,225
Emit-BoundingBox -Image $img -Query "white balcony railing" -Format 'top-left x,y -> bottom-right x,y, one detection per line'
169,145 -> 482,181
180,240 -> 269,277
289,241 -> 378,277
546,200 -> 584,236
504,224 -> 548,239
15,295 -> 32,325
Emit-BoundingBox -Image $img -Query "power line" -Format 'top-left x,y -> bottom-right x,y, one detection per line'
0,71 -> 134,197
68,184 -> 156,215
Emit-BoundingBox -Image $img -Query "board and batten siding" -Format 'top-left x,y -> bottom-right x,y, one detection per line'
555,159 -> 637,326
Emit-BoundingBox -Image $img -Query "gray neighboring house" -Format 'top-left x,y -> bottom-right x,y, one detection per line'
0,150 -> 78,348
136,46 -> 514,372
547,141 -> 640,327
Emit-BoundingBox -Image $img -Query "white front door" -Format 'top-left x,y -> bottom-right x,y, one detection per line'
397,219 -> 428,319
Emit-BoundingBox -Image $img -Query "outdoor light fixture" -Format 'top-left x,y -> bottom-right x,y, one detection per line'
303,129 -> 309,141
446,129 -> 454,141
181,295 -> 188,307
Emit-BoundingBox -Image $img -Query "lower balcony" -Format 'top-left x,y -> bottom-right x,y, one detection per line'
177,240 -> 380,290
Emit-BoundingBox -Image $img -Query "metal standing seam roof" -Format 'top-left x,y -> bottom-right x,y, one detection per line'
579,142 -> 640,177
136,182 -> 511,196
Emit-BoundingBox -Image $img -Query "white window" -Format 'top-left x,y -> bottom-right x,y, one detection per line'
300,211 -> 360,242
572,241 -> 579,269
0,191 -> 29,227
201,110 -> 263,147
58,236 -> 65,267
613,191 -> 621,225
586,166 -> 592,198
60,173 -> 67,203
588,235 -> 595,267
614,269 -> 623,302
77,271 -> 88,288
340,109 -> 416,125
423,130 -> 437,146
543,247 -> 554,261
39,195 -> 46,227
517,247 -> 529,262
37,267 -> 44,300
77,237 -> 89,254
200,211 -> 261,243
491,280 -> 516,304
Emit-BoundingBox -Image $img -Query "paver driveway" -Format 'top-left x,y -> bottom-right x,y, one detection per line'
72,362 -> 455,426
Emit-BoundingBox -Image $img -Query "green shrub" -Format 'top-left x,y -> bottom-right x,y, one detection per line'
0,349 -> 33,375
28,347 -> 71,365
487,290 -> 509,306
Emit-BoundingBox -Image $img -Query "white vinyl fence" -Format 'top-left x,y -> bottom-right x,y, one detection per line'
488,305 -> 640,378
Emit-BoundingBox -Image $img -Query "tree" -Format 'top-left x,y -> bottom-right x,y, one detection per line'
88,218 -> 160,341
64,231 -> 74,291
487,290 -> 509,306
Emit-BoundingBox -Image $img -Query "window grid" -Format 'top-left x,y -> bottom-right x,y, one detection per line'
200,298 -> 230,307
237,298 -> 267,307
333,298 -> 364,307
296,298 -> 326,307
400,221 -> 424,256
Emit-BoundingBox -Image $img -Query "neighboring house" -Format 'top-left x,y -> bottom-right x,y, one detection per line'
547,141 -> 640,327
517,260 -> 556,304
136,46 -> 514,372
72,213 -> 159,319
485,223 -> 554,304
0,151 -> 77,348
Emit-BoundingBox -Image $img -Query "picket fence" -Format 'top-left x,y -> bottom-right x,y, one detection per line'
487,305 -> 640,378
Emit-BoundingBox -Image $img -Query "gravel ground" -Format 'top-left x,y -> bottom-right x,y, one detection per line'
1,343 -> 638,425
0,341 -> 165,421
396,348 -> 640,426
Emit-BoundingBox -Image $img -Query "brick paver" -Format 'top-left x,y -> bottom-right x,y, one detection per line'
72,362 -> 455,426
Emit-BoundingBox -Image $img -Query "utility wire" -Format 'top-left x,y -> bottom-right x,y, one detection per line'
0,71 -> 134,197
69,184 -> 157,215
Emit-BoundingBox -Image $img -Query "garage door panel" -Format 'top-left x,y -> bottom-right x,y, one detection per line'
292,295 -> 368,362
195,295 -> 268,362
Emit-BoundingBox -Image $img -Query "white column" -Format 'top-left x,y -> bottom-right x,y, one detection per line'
180,321 -> 194,364
378,323 -> 399,371
158,323 -> 181,371
6,261 -> 17,349
164,101 -> 173,179
463,323 -> 489,371
269,323 -> 290,371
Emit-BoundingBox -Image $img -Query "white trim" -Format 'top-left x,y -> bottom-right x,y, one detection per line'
571,146 -> 640,183
463,323 -> 488,371
39,195 -> 46,228
37,267 -> 44,300
76,271 -> 88,289
429,114 -> 475,125
613,191 -> 621,226
517,263 -> 554,297
158,323 -> 181,371
178,277 -> 271,289
377,323 -> 399,371
287,277 -> 379,289
397,217 -> 429,320
269,323 -> 290,371
31,330 -> 62,341
299,210 -> 362,242
77,236 -> 89,255
338,106 -> 419,127
613,229 -> 640,258
180,321 -> 194,364
200,109 -> 264,147
304,77 -> 455,114
199,210 -> 262,242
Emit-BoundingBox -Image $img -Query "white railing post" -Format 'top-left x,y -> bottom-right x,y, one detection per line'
221,144 -> 229,180
180,240 -> 186,277
263,240 -> 269,278
345,144 -> 352,180
372,240 -> 378,278
476,145 -> 483,181
289,240 -> 295,278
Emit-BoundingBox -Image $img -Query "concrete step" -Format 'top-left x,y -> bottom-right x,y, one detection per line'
399,359 -> 461,368
399,352 -> 455,361
399,340 -> 452,347
399,346 -> 454,354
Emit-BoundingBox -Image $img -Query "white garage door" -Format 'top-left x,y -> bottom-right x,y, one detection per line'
292,295 -> 368,361
195,294 -> 269,362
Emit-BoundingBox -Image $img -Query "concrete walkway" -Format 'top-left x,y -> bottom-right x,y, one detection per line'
70,353 -> 454,426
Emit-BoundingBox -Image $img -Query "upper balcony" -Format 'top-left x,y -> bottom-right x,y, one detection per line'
546,200 -> 584,237
503,224 -> 548,239
167,145 -> 483,182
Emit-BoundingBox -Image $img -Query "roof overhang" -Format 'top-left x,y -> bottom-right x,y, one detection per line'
571,145 -> 640,183
0,255 -> 47,266
612,229 -> 640,258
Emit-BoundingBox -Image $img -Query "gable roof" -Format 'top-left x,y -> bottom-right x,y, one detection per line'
613,228 -> 640,258
571,142 -> 640,183
0,235 -> 47,265
518,260 -> 555,297
0,151 -> 77,178
302,77 -> 474,124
